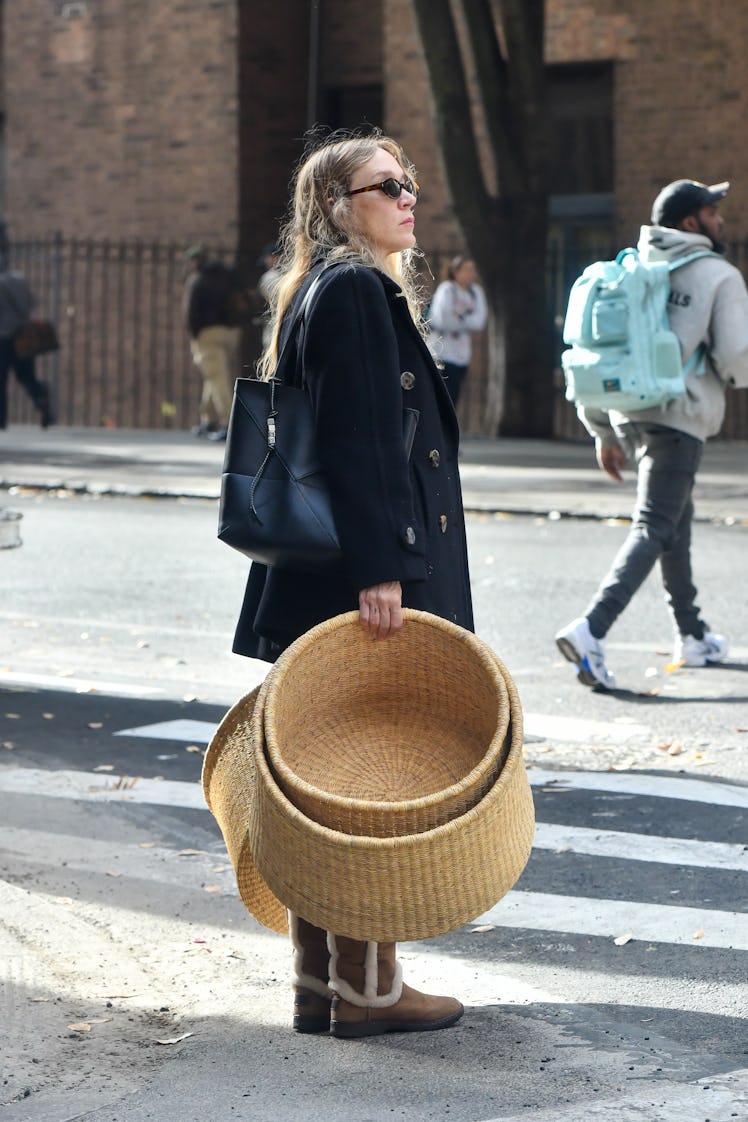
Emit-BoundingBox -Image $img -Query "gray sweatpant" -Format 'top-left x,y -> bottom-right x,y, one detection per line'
585,422 -> 707,641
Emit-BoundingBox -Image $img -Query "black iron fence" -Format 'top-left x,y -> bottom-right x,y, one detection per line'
6,234 -> 748,439
6,234 -> 258,431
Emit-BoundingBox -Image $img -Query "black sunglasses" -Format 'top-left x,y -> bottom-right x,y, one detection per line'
346,176 -> 419,200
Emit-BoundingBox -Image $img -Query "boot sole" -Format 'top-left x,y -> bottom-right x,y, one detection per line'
330,1005 -> 464,1039
293,1014 -> 331,1034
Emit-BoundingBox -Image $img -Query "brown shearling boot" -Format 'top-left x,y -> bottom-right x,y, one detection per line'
329,934 -> 463,1039
289,913 -> 333,1034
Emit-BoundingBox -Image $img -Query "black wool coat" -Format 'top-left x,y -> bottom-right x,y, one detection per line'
232,263 -> 474,661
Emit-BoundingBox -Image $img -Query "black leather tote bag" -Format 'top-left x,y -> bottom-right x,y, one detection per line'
217,270 -> 417,571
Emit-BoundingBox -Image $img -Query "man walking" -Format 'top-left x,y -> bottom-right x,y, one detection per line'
556,179 -> 748,688
0,268 -> 53,430
183,246 -> 246,441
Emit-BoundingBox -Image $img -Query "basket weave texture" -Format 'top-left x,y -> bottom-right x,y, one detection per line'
262,611 -> 511,836
202,610 -> 535,942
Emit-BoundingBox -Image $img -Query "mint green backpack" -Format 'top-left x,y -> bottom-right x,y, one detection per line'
561,247 -> 715,413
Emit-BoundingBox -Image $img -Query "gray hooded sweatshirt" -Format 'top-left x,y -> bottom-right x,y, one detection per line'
579,225 -> 748,447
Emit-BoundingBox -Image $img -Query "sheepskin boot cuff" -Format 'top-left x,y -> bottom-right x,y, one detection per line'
328,935 -> 403,1009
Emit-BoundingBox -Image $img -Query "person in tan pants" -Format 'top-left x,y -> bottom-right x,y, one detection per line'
189,323 -> 240,438
183,245 -> 246,440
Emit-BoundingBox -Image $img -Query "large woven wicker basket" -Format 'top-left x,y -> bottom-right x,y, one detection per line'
262,611 -> 512,837
202,610 -> 535,942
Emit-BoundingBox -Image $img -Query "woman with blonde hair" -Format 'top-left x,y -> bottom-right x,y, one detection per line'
232,131 -> 473,1038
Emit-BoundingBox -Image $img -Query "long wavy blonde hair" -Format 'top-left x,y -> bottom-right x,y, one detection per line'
257,131 -> 423,380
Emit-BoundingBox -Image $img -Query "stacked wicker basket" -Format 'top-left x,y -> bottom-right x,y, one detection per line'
202,609 -> 535,942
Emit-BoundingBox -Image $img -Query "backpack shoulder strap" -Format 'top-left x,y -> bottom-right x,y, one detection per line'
667,250 -> 720,274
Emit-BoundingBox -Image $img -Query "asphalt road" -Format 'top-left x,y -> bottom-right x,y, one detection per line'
1,492 -> 747,1121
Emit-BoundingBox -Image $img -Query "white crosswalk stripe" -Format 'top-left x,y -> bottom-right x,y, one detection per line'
2,754 -> 746,953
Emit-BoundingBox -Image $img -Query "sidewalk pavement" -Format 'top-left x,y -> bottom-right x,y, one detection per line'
1,424 -> 747,523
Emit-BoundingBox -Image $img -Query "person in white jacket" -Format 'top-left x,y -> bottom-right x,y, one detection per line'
556,179 -> 748,688
427,256 -> 487,406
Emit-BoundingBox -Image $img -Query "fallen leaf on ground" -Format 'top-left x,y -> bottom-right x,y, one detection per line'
87,722 -> 104,729
470,924 -> 496,933
693,929 -> 705,940
156,1032 -> 193,1046
42,712 -> 55,720
111,775 -> 140,790
2,741 -> 14,749
203,885 -> 222,893
68,1022 -> 92,1032
138,842 -> 156,848
613,933 -> 633,946
178,849 -> 203,856
667,742 -> 683,756
94,764 -> 114,772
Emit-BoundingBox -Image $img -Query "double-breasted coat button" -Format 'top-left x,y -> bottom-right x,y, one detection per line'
429,449 -> 441,468
403,526 -> 417,546
439,515 -> 448,533
400,370 -> 416,390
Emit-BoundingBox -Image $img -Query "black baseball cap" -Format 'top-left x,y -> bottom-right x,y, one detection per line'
651,179 -> 730,227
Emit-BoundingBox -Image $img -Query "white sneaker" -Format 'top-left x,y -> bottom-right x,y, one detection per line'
674,631 -> 728,667
555,617 -> 616,690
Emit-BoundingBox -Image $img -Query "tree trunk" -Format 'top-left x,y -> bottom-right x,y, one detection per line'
410,0 -> 553,437
495,193 -> 555,438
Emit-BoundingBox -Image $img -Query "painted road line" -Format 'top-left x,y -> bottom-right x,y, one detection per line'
474,890 -> 748,951
0,670 -> 164,696
524,712 -> 649,744
534,821 -> 748,872
0,824 -> 226,888
0,766 -> 207,810
114,718 -> 218,743
529,768 -> 748,809
2,767 -> 746,872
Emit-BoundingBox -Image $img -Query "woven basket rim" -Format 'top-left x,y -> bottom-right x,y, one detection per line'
251,668 -> 525,848
201,682 -> 262,811
262,609 -> 511,816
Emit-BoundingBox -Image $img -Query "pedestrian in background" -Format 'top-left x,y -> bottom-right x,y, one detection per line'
182,245 -> 246,441
256,241 -> 281,351
0,268 -> 53,430
556,179 -> 748,689
427,255 -> 487,407
232,130 -> 472,1038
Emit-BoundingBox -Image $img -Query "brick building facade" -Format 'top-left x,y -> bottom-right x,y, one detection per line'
3,0 -> 748,434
